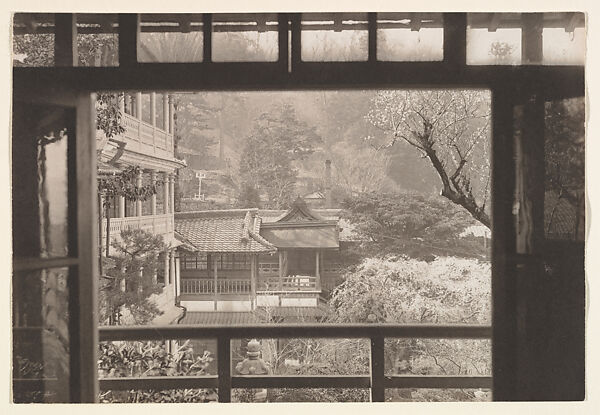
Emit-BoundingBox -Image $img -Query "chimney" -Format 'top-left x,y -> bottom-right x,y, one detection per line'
325,159 -> 332,208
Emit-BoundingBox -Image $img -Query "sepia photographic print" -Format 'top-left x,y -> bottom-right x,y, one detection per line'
7,1 -> 591,408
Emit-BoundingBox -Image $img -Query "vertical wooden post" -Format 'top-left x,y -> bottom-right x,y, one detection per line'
135,92 -> 142,120
217,337 -> 231,402
491,86 -> 517,401
290,14 -> 301,72
164,251 -> 170,285
278,14 -> 289,73
169,95 -> 175,136
135,169 -> 143,216
54,14 -> 78,67
443,13 -> 467,69
150,171 -> 157,215
163,94 -> 169,131
203,14 -> 212,63
163,172 -> 170,214
315,250 -> 321,291
278,251 -> 284,290
169,175 -> 175,213
118,14 -> 140,67
118,195 -> 125,218
250,254 -> 257,308
368,12 -> 377,63
150,92 -> 156,128
522,13 -> 543,65
169,250 -> 176,288
213,255 -> 218,310
75,91 -> 98,402
370,335 -> 385,402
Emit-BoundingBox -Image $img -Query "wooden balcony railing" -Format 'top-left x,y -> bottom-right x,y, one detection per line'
181,279 -> 252,295
97,323 -> 493,402
257,275 -> 319,292
121,113 -> 174,159
102,214 -> 174,245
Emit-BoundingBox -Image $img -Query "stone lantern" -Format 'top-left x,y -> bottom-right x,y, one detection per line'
235,339 -> 269,402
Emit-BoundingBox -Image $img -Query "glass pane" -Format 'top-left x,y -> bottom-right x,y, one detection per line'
384,338 -> 491,376
13,267 -> 71,403
542,27 -> 585,65
467,13 -> 522,65
12,13 -> 55,67
139,14 -> 204,62
377,13 -> 443,61
544,97 -> 585,240
212,14 -> 278,62
385,388 -> 492,402
76,14 -> 119,66
12,103 -> 73,258
301,13 -> 368,61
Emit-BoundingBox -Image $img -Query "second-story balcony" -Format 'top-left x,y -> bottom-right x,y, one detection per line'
102,213 -> 175,247
121,112 -> 175,161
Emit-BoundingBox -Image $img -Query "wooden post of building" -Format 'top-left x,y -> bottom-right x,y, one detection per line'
135,92 -> 142,120
163,172 -> 170,214
150,171 -> 157,215
169,95 -> 175,136
522,13 -> 544,65
164,250 -> 170,285
150,92 -> 156,127
213,255 -> 218,311
169,174 -> 175,213
315,250 -> 321,291
118,195 -> 125,218
278,251 -> 284,290
135,169 -> 143,216
163,94 -> 169,131
250,254 -> 257,308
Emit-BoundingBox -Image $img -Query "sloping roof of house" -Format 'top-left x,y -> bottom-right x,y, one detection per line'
179,312 -> 262,325
175,209 -> 276,253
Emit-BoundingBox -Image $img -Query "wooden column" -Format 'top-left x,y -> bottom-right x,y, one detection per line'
150,92 -> 157,127
54,13 -> 78,67
135,169 -> 143,216
163,172 -> 169,214
118,195 -> 125,218
250,255 -> 257,308
150,171 -> 157,215
278,251 -> 284,290
164,251 -> 170,285
315,250 -> 321,291
169,174 -> 175,213
169,250 -> 176,287
213,255 -> 218,310
163,94 -> 169,131
169,95 -> 175,136
135,92 -> 142,120
118,93 -> 125,114
522,13 -> 544,65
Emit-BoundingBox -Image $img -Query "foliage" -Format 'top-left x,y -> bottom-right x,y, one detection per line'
239,102 -> 322,208
330,256 -> 491,402
366,90 -> 491,227
99,229 -> 167,325
235,182 -> 262,208
98,166 -> 158,211
96,93 -> 126,139
98,340 -> 217,403
342,191 -> 489,260
489,41 -> 516,64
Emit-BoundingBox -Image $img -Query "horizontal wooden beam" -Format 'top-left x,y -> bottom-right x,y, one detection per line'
13,64 -> 584,102
385,375 -> 493,389
99,375 -> 218,390
232,375 -> 371,389
99,323 -> 492,341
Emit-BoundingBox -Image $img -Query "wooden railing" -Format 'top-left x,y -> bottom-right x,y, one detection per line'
181,279 -> 252,295
97,323 -> 493,402
102,214 -> 174,244
257,275 -> 319,292
121,113 -> 174,159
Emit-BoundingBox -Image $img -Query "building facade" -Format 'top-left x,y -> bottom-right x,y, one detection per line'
97,91 -> 186,324
175,199 -> 346,324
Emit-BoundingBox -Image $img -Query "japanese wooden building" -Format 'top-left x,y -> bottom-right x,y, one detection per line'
175,198 -> 345,316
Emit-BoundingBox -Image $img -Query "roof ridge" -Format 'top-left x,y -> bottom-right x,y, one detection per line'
175,208 -> 259,219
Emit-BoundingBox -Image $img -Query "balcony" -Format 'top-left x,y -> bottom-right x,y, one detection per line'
102,213 -> 174,245
120,113 -> 174,161
96,323 -> 493,402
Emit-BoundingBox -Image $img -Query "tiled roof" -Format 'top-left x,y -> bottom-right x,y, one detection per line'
179,311 -> 261,325
259,208 -> 342,223
175,209 -> 276,253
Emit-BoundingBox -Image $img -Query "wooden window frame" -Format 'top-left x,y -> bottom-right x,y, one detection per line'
11,12 -> 585,402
